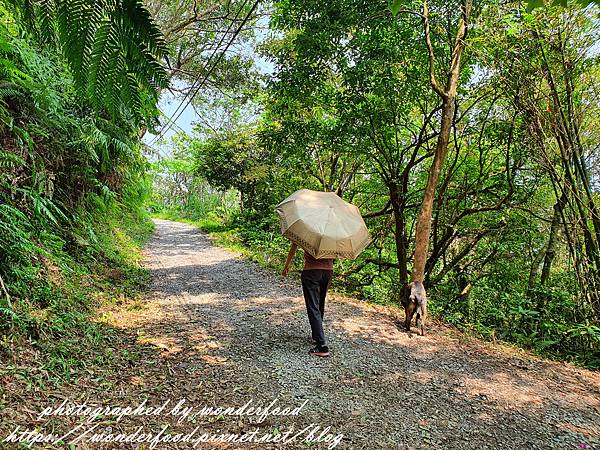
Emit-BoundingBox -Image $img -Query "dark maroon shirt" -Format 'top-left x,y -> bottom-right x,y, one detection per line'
303,251 -> 334,271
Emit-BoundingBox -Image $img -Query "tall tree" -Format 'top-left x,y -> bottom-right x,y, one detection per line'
406,0 -> 472,286
481,3 -> 600,316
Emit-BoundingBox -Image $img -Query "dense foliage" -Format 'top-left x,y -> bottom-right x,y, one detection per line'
153,1 -> 600,367
0,1 -> 161,377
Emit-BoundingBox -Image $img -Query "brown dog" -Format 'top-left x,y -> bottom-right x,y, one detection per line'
402,281 -> 427,336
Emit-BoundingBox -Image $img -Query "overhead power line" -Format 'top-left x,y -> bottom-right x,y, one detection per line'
149,0 -> 248,144
149,0 -> 260,147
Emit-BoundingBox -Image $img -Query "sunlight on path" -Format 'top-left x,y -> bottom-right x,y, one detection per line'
108,219 -> 600,450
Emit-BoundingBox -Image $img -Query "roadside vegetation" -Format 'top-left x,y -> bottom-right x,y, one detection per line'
0,1 -> 162,384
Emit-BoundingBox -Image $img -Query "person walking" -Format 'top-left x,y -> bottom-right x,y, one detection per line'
276,189 -> 371,357
282,242 -> 333,357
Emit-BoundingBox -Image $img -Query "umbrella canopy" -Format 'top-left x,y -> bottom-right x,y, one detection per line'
276,189 -> 371,260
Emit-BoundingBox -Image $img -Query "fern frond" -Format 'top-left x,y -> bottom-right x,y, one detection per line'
6,0 -> 169,126
87,20 -> 120,109
37,0 -> 58,45
0,87 -> 22,99
0,150 -> 26,168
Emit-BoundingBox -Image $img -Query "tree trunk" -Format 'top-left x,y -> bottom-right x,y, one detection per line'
527,250 -> 544,292
411,0 -> 471,284
412,97 -> 456,282
541,191 -> 566,285
389,182 -> 409,285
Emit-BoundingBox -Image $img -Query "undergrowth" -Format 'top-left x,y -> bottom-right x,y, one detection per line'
0,205 -> 153,387
0,8 -> 158,386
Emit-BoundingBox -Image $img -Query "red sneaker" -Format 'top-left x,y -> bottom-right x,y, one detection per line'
309,345 -> 330,357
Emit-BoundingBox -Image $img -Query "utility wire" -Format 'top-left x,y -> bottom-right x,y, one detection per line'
149,0 -> 259,146
149,0 -> 248,146
166,0 -> 259,137
150,0 -> 250,144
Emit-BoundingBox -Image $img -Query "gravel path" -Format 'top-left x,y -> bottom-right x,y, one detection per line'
2,218 -> 598,450
126,219 -> 599,450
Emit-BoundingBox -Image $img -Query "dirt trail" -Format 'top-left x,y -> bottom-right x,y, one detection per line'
126,219 -> 599,449
4,218 -> 598,450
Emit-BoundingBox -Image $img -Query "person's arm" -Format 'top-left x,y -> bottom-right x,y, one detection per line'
282,242 -> 298,277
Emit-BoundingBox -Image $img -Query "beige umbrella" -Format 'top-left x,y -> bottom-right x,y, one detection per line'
276,189 -> 372,259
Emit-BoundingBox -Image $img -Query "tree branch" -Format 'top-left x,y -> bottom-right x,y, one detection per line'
423,0 -> 446,98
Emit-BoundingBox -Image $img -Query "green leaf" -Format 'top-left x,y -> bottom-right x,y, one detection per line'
390,0 -> 403,16
7,0 -> 168,126
527,0 -> 545,12
528,0 -> 600,9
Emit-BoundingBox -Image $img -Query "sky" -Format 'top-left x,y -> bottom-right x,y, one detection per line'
142,11 -> 275,160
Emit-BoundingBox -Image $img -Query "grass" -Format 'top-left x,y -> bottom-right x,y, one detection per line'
0,207 -> 155,388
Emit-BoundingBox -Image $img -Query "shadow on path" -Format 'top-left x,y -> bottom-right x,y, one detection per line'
110,219 -> 600,450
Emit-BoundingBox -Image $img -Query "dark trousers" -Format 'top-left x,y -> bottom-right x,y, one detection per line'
301,269 -> 333,347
